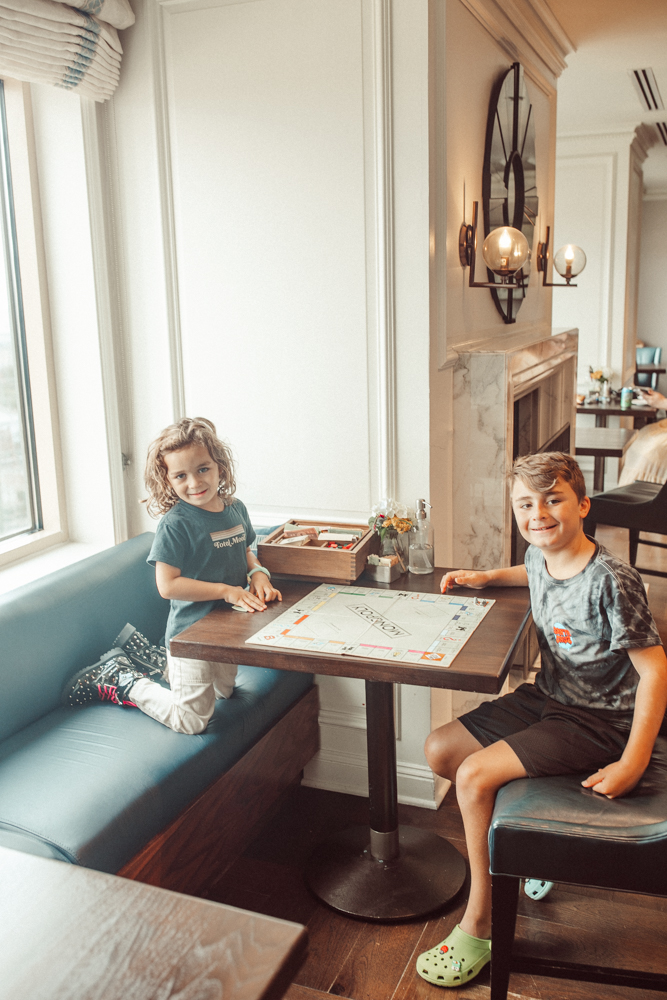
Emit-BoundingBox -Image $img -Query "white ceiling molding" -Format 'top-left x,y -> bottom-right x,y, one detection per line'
632,122 -> 660,164
458,0 -> 573,91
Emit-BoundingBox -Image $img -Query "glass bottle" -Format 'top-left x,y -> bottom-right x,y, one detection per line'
409,499 -> 434,574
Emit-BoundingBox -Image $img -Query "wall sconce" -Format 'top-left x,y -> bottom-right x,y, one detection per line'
459,202 -> 529,288
537,227 -> 587,286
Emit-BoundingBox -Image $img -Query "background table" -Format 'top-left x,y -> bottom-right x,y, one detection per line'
173,570 -> 531,922
575,426 -> 635,492
576,399 -> 657,429
0,846 -> 307,1000
635,363 -> 666,383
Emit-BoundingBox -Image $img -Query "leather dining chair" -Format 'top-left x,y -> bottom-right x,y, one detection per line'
636,346 -> 663,389
488,740 -> 667,999
583,480 -> 667,578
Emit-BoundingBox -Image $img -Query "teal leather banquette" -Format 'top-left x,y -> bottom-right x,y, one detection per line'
0,533 -> 318,890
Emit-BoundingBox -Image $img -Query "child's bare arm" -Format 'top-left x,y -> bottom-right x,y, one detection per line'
246,547 -> 282,604
155,561 -> 267,612
582,644 -> 667,798
440,565 -> 528,593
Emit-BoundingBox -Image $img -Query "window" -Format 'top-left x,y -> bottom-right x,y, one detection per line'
0,80 -> 41,543
0,78 -> 65,568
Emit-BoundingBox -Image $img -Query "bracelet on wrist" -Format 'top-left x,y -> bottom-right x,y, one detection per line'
247,565 -> 271,581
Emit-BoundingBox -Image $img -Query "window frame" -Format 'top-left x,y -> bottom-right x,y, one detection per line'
0,79 -> 67,568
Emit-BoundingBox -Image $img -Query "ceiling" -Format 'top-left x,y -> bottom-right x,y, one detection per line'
547,0 -> 667,196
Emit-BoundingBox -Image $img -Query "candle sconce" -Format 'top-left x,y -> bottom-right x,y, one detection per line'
537,226 -> 586,286
459,202 -> 529,289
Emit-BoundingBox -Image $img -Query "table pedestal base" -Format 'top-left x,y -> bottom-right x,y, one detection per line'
305,824 -> 466,921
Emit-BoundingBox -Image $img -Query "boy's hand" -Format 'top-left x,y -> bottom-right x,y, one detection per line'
224,587 -> 267,612
441,570 -> 491,593
249,572 -> 282,605
581,760 -> 644,799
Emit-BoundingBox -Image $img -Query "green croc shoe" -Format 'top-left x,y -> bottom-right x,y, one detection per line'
416,924 -> 491,987
524,879 -> 553,900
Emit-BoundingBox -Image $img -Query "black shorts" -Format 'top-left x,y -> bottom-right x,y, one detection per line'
458,683 -> 634,778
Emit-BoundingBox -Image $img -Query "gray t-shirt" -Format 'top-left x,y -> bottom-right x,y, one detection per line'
148,498 -> 256,644
524,540 -> 661,713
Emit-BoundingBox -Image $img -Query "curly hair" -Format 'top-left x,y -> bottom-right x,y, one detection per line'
510,452 -> 586,503
143,417 -> 236,517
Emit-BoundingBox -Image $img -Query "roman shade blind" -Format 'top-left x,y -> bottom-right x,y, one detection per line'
0,0 -> 134,102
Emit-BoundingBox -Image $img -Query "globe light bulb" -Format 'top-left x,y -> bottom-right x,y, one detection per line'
554,244 -> 586,284
482,226 -> 530,280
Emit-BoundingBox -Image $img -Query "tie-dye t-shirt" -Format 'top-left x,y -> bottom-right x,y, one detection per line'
524,540 -> 661,712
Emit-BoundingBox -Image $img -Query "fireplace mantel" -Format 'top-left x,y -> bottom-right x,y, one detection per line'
452,327 -> 578,569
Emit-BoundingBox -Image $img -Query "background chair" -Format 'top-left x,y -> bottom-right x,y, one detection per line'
636,346 -> 663,389
584,480 -> 667,577
488,743 -> 667,999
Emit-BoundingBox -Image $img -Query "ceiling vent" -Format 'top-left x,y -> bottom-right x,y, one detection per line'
656,122 -> 667,146
629,68 -> 664,111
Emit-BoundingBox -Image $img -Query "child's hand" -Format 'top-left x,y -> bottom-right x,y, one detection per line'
441,570 -> 491,593
249,572 -> 282,605
224,587 -> 267,612
581,760 -> 644,799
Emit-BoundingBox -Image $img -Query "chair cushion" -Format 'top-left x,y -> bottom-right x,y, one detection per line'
592,481 -> 663,505
489,738 -> 667,896
0,664 -> 313,873
0,533 -> 168,742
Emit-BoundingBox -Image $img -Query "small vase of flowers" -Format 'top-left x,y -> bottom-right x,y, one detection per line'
369,499 -> 414,574
589,366 -> 613,400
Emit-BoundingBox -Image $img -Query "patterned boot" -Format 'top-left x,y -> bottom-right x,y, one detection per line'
62,650 -> 148,708
112,623 -> 167,679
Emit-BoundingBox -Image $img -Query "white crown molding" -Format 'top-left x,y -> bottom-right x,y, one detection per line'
644,188 -> 667,202
457,0 -> 572,91
632,122 -> 659,163
80,99 -> 130,544
149,0 -> 185,421
371,0 -> 397,500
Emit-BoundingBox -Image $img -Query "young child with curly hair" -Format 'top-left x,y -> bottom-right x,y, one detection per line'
63,417 -> 281,734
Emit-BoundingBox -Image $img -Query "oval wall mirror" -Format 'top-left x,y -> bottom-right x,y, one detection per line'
483,62 -> 538,324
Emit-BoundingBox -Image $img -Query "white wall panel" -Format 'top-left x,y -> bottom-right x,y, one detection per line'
553,153 -> 614,382
164,0 -> 372,516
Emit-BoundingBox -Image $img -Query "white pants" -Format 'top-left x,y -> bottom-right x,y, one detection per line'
129,652 -> 238,735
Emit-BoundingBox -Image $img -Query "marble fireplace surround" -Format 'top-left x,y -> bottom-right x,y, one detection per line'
452,327 -> 578,570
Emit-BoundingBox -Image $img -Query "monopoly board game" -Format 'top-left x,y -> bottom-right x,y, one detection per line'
246,583 -> 495,666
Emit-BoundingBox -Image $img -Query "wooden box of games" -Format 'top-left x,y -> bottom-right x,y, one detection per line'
257,520 -> 380,584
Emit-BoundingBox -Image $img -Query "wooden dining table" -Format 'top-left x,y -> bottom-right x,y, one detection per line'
173,569 -> 532,922
0,845 -> 307,1000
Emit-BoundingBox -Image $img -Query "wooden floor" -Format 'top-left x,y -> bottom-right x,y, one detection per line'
205,525 -> 667,1000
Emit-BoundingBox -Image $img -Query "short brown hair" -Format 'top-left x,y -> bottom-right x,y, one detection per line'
143,417 -> 236,517
510,452 -> 587,503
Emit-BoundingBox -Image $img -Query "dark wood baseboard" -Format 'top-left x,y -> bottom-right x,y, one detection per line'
117,685 -> 320,896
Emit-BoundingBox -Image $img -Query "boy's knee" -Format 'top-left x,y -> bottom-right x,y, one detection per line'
456,751 -> 492,794
424,729 -> 442,769
424,728 -> 457,777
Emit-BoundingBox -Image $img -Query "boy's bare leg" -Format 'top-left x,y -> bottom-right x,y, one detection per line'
426,721 -> 528,939
425,718 -> 484,781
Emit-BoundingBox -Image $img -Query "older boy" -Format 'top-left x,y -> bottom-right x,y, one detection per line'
416,453 -> 667,988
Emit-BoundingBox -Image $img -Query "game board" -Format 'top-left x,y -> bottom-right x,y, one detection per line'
246,583 -> 495,666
